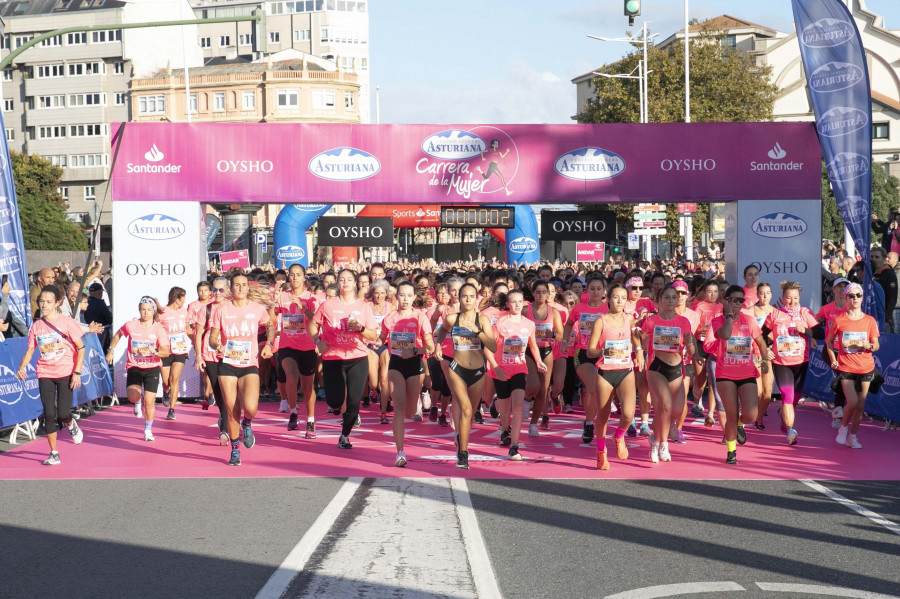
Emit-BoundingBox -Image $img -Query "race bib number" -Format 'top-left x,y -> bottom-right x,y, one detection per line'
534,323 -> 553,345
501,336 -> 527,364
223,340 -> 252,366
652,326 -> 681,353
842,332 -> 867,354
452,327 -> 481,352
776,335 -> 803,358
578,313 -> 600,333
390,332 -> 415,356
374,314 -> 386,327
170,333 -> 190,355
726,336 -> 752,363
282,313 -> 306,335
131,339 -> 156,364
37,333 -> 64,361
603,339 -> 631,366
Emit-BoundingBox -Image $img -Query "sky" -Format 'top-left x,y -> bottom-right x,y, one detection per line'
369,0 -> 900,124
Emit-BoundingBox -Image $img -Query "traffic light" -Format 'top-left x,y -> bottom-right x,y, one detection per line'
624,0 -> 641,26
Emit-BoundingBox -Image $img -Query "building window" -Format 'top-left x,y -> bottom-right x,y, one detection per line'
67,32 -> 87,45
3,68 -> 12,81
5,129 -> 13,142
3,99 -> 12,112
58,186 -> 69,201
14,35 -> 33,48
92,30 -> 121,43
242,90 -> 256,110
38,126 -> 66,139
270,1 -> 284,14
68,62 -> 104,76
269,31 -> 281,44
344,92 -> 354,109
293,29 -> 311,42
49,156 -> 67,167
36,64 -> 65,78
360,57 -> 368,70
84,186 -> 96,202
321,28 -> 329,42
238,33 -> 252,46
213,92 -> 225,111
69,124 -> 107,137
220,35 -> 231,47
38,95 -> 65,109
200,37 -> 211,48
873,123 -> 889,139
276,89 -> 298,108
40,35 -> 62,47
115,92 -> 127,106
189,93 -> 198,114
312,89 -> 335,109
69,93 -> 106,107
138,95 -> 166,114
722,35 -> 737,51
114,61 -> 125,75
69,154 -> 108,168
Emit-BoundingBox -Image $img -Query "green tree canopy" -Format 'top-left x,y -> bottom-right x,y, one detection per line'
821,161 -> 900,244
13,151 -> 89,251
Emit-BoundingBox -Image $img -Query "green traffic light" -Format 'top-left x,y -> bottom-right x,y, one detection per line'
625,0 -> 640,15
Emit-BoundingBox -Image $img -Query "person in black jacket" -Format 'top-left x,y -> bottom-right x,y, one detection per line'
872,247 -> 898,333
872,209 -> 899,251
84,282 -> 113,351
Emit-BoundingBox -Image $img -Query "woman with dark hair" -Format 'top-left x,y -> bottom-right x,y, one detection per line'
16,285 -> 86,465
524,280 -> 563,436
475,139 -> 513,197
691,279 -> 723,426
431,276 -> 464,427
742,264 -> 761,310
365,280 -> 391,411
159,286 -> 191,420
750,282 -> 775,429
194,276 -> 230,444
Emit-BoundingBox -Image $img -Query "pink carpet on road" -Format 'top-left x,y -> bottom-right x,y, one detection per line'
1,401 -> 896,481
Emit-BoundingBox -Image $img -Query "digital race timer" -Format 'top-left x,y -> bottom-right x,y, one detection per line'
439,206 -> 515,229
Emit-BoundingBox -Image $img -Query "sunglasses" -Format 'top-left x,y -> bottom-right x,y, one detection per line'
211,288 -> 227,294
727,297 -> 745,303
630,286 -> 644,291
846,293 -> 862,299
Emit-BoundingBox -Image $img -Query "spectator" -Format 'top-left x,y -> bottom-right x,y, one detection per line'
871,246 -> 897,333
871,209 -> 899,251
840,256 -> 855,277
0,279 -> 27,338
60,281 -> 104,336
849,261 -> 886,333
29,268 -> 57,316
84,282 -> 113,350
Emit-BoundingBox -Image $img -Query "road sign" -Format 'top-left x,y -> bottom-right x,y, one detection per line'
634,204 -> 665,213
637,228 -> 667,236
677,202 -> 697,216
635,220 -> 666,228
576,242 -> 605,262
633,212 -> 666,220
255,231 -> 267,251
627,233 -> 640,250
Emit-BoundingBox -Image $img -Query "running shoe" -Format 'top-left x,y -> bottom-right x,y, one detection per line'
668,427 -> 679,443
473,411 -> 484,425
278,399 -> 289,413
552,396 -> 562,415
690,405 -> 704,418
133,401 -> 142,418
144,430 -> 155,442
337,435 -> 353,449
658,442 -> 672,462
507,444 -> 523,461
500,427 -> 512,446
456,450 -> 470,470
582,422 -> 594,445
638,422 -> 651,437
241,423 -> 255,449
228,448 -> 241,466
361,396 -> 370,408
394,452 -> 407,468
354,414 -> 361,429
380,413 -> 389,425
305,421 -> 317,439
490,401 -> 499,419
610,400 -> 619,414
438,414 -> 449,427
413,407 -> 423,422
287,413 -> 299,431
614,437 -> 629,461
386,402 -> 394,413
836,426 -> 849,445
626,423 -> 637,438
429,406 -> 439,422
219,431 -> 229,446
787,428 -> 799,446
162,394 -> 170,408
315,388 -> 325,401
330,407 -> 342,415
846,434 -> 862,449
166,409 -> 176,421
67,420 -> 83,444
754,420 -> 765,430
201,397 -> 210,411
832,417 -> 842,430
43,451 -> 61,466
528,423 -> 539,437
539,415 -> 550,430
650,442 -> 660,463
736,424 -> 747,445
676,430 -> 686,444
596,450 -> 609,471
565,404 -> 575,414
725,450 -> 738,465
832,406 -> 843,420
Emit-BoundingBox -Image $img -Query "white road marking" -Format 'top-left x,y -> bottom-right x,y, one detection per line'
756,582 -> 900,598
604,581 -> 744,599
800,479 -> 900,537
255,477 -> 362,599
450,478 -> 503,599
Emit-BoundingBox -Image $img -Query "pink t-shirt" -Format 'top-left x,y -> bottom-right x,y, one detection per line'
488,315 -> 535,378
211,301 -> 270,368
159,306 -> 191,356
481,306 -> 507,327
194,303 -> 222,363
678,307 -> 700,365
641,313 -> 692,366
382,310 -> 431,355
313,297 -> 376,361
595,313 -> 634,371
526,303 -> 556,348
704,313 -> 762,380
187,299 -> 209,328
764,308 -> 819,366
119,319 -> 170,370
742,286 -> 759,310
553,302 -> 570,358
27,316 -> 84,379
568,303 -> 606,350
275,290 -> 318,352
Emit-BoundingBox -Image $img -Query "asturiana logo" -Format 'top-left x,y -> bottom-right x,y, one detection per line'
308,147 -> 380,182
127,144 -> 182,174
90,348 -> 108,380
827,152 -> 869,182
128,214 -> 186,241
555,147 -> 625,181
880,358 -> 900,397
801,18 -> 855,48
809,62 -> 864,94
817,106 -> 868,138
842,195 -> 869,224
421,130 -> 487,160
751,213 -> 808,239
0,363 -> 24,405
508,237 -> 538,253
275,245 -> 306,261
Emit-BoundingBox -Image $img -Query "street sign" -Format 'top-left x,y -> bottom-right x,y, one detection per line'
635,220 -> 666,228
627,233 -> 639,250
255,231 -> 267,251
633,212 -> 666,220
576,242 -> 605,262
638,228 -> 667,236
677,202 -> 697,216
634,204 -> 666,213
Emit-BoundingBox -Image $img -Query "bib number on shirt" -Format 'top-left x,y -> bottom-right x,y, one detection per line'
842,332 -> 867,354
534,323 -> 553,346
390,332 -> 415,356
776,335 -> 802,358
452,327 -> 481,352
131,339 -> 156,364
37,333 -> 64,361
282,313 -> 306,335
652,326 -> 681,353
223,340 -> 252,366
604,339 -> 631,366
170,333 -> 190,355
726,337 -> 752,363
501,337 -> 527,364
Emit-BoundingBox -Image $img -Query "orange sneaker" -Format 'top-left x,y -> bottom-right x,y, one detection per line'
615,437 -> 629,461
596,450 -> 610,471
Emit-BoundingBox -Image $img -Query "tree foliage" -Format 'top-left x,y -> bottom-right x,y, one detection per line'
821,161 -> 900,244
13,151 -> 88,251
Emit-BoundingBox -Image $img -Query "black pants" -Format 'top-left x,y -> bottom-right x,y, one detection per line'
39,377 -> 73,434
563,356 -> 578,405
205,361 -> 227,432
323,357 -> 368,437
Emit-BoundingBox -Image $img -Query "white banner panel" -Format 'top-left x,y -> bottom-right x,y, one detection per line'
725,199 -> 822,312
112,202 -> 206,398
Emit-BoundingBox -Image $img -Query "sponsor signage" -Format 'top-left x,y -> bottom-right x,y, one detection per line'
221,249 -> 250,271
575,242 -> 605,262
677,203 -> 697,215
634,204 -> 665,213
633,212 -> 666,220
540,210 -> 615,242
440,206 -> 515,229
635,220 -> 666,228
128,214 -> 186,241
317,216 -> 394,247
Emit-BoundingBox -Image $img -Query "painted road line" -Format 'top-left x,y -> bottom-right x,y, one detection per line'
756,582 -> 900,598
800,479 -> 900,537
255,477 -> 362,599
604,581 -> 745,599
450,477 -> 503,599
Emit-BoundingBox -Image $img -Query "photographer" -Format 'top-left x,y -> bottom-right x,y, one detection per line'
872,209 -> 900,254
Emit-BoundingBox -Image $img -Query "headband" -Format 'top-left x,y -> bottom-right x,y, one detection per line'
625,277 -> 642,289
844,283 -> 863,297
139,297 -> 156,306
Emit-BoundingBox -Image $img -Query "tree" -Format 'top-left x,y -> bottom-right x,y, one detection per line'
12,151 -> 88,251
822,161 -> 900,244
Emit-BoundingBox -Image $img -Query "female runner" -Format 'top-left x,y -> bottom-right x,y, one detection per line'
742,264 -> 761,310
424,282 -> 451,425
670,280 -> 699,444
524,281 -> 563,436
751,283 -> 775,429
692,280 -> 724,427
431,277 -> 464,427
816,277 -> 850,427
365,280 -> 391,410
194,277 -> 229,444
159,287 -> 191,420
622,275 -> 656,436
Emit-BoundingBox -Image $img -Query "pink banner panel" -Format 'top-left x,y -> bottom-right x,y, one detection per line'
110,122 -> 821,204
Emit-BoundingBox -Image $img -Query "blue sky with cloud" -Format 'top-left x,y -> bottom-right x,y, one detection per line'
369,0 -> 900,124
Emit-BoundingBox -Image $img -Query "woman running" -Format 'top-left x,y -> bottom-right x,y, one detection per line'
826,283 -> 879,449
816,277 -> 850,427
704,285 -> 768,465
16,285 -> 86,465
750,283 -> 776,429
762,281 -> 818,445
380,281 -> 435,467
524,281 -> 563,436
742,264 -> 761,310
106,296 -> 171,442
622,275 -> 656,437
194,277 -> 229,445
310,269 -> 377,450
431,277 -> 464,427
434,282 -> 495,469
365,280 -> 391,411
424,282 -> 451,426
670,280 -> 699,444
586,283 -> 642,470
159,287 -> 191,420
485,289 -> 545,461
641,285 -> 694,463
187,281 -> 213,407
692,280 -> 724,427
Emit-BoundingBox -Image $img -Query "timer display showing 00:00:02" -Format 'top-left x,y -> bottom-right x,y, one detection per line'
440,206 -> 515,229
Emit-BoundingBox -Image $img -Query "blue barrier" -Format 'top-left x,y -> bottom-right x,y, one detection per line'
0,334 -> 114,429
803,332 -> 900,422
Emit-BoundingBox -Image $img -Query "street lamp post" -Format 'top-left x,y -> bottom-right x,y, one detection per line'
588,26 -> 658,124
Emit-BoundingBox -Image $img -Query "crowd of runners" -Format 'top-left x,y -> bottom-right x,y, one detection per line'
16,258 -> 882,469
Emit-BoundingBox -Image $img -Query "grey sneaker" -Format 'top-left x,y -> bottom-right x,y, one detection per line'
67,420 -> 83,444
43,451 -> 61,465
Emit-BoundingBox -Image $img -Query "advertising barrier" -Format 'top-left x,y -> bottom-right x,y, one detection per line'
316,216 -> 394,247
220,249 -> 250,271
542,211 -> 616,242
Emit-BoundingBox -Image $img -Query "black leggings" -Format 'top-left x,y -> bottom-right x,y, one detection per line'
205,361 -> 227,432
323,357 -> 368,437
39,377 -> 73,434
563,356 -> 578,404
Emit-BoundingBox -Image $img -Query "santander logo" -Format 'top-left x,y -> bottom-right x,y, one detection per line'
144,144 -> 164,162
767,142 -> 787,160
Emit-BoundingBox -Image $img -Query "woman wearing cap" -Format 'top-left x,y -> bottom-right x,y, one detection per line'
826,283 -> 879,449
106,296 -> 171,442
750,283 -> 776,429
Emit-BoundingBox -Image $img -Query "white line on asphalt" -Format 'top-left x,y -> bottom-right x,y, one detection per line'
756,582 -> 900,598
255,477 -> 362,599
800,479 -> 900,537
450,478 -> 503,599
604,582 -> 745,599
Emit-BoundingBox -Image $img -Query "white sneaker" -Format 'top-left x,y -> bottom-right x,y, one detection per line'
846,434 -> 862,449
278,399 -> 289,413
133,402 -> 142,418
832,418 -> 842,429
650,442 -> 660,463
832,406 -> 843,419
658,442 -> 672,462
421,392 -> 431,411
67,420 -> 84,445
413,402 -> 423,422
528,423 -> 539,437
144,430 -> 155,442
394,451 -> 407,467
43,452 -> 61,466
836,425 -> 848,445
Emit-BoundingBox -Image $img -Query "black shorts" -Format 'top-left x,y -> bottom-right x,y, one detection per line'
389,355 -> 425,379
493,372 -> 526,399
648,357 -> 684,383
448,359 -> 486,387
278,347 -> 317,377
716,376 -> 757,389
574,349 -> 593,369
161,354 -> 187,367
428,356 -> 450,396
537,345 -> 553,361
833,369 -> 877,392
597,367 -> 632,388
126,367 -> 161,391
217,362 -> 260,378
274,351 -> 286,384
